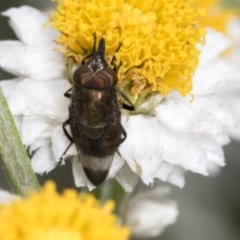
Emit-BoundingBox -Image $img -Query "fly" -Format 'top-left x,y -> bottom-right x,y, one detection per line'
60,35 -> 134,186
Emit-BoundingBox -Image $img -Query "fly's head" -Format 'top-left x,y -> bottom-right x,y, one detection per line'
85,38 -> 109,74
73,38 -> 118,89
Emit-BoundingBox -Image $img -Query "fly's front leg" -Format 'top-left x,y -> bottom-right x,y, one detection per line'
59,119 -> 74,164
64,88 -> 72,98
118,90 -> 135,111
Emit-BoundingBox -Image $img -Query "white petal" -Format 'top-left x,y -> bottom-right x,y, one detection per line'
21,116 -> 58,145
123,186 -> 178,238
159,125 -> 208,175
198,28 -> 232,65
108,154 -> 125,179
7,78 -> 70,121
0,41 -> 65,80
119,114 -> 163,185
192,59 -> 240,95
31,139 -> 56,173
0,190 -> 20,204
200,136 -> 225,167
0,77 -> 21,101
156,92 -> 236,135
72,158 -> 96,190
156,163 -> 185,188
213,133 -> 230,146
115,161 -> 139,192
2,6 -> 58,47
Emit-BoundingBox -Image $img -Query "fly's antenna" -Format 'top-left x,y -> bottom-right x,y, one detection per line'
110,42 -> 122,71
93,33 -> 97,52
98,38 -> 106,55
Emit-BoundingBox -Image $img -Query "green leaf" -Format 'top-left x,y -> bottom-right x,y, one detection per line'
0,86 -> 40,196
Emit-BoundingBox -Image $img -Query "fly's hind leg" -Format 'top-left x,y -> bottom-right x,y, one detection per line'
59,119 -> 74,165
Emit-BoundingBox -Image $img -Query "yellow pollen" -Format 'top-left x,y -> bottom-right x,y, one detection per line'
0,182 -> 131,240
50,0 -> 205,101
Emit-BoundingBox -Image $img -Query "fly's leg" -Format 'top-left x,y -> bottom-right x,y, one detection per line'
59,142 -> 73,164
118,90 -> 135,111
59,119 -> 74,164
64,88 -> 72,98
110,42 -> 122,72
62,119 -> 73,142
120,126 -> 127,144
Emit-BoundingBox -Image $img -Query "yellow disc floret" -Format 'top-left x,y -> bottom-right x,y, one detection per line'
50,0 -> 205,101
0,182 -> 131,240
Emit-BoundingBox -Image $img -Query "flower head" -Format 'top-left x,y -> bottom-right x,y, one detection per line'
0,181 -> 131,240
1,3 -> 240,191
50,0 -> 205,101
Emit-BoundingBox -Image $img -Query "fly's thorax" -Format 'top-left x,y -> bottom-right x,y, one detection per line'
72,85 -> 120,129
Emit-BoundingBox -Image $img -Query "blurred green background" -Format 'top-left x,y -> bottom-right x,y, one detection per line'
0,1 -> 240,240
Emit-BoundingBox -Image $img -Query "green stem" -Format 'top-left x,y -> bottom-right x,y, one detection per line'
0,86 -> 40,196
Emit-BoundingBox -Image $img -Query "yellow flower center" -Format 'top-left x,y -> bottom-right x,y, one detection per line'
50,0 -> 205,102
0,182 -> 131,240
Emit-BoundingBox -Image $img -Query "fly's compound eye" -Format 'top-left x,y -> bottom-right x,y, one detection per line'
73,65 -> 118,89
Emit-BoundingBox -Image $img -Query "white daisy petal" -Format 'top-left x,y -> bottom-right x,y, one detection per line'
0,78 -> 22,101
156,92 -> 236,134
2,6 -> 58,47
213,133 -> 230,146
7,78 -> 70,120
21,117 -> 58,145
192,59 -> 240,95
200,136 -> 225,167
119,114 -> 163,185
156,163 -> 185,188
107,154 -> 125,180
159,126 -> 208,175
31,139 -> 56,173
115,161 -> 139,192
123,186 -> 178,238
198,28 -> 232,65
0,41 -> 64,80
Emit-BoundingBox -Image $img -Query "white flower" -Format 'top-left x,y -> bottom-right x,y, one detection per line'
1,6 -> 240,191
122,186 -> 178,238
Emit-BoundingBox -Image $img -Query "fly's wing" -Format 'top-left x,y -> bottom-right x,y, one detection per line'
70,119 -> 113,186
77,148 -> 114,186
